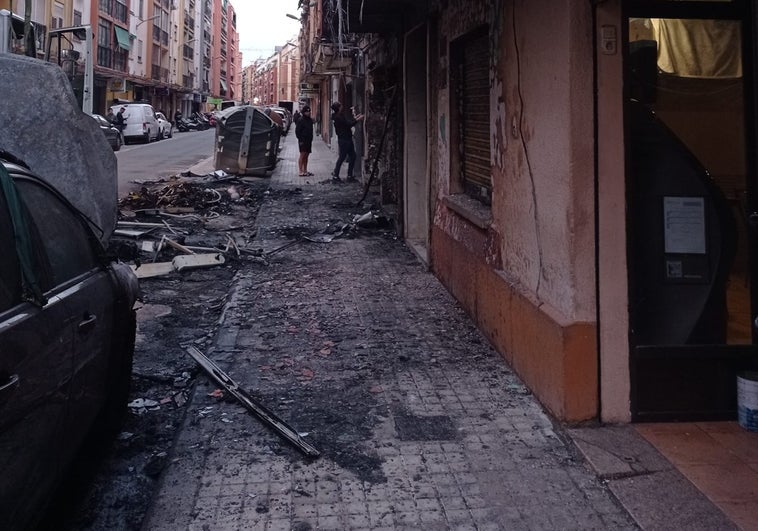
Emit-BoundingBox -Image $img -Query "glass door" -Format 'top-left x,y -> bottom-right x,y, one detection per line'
625,0 -> 758,420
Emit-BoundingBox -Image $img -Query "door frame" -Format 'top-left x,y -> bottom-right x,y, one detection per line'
403,22 -> 431,264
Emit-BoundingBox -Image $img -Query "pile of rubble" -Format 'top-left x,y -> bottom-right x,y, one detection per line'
113,171 -> 396,280
114,172 -> 266,279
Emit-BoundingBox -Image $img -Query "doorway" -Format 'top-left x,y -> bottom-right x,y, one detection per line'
403,23 -> 430,263
625,1 -> 758,421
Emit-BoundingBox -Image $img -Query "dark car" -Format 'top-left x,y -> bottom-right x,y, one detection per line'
0,152 -> 139,530
91,113 -> 123,151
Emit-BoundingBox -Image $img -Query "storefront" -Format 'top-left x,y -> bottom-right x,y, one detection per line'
598,0 -> 758,422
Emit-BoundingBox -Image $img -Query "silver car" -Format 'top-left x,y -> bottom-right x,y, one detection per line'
155,111 -> 174,139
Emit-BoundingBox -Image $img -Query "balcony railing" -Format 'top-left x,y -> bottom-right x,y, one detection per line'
98,0 -> 127,23
151,64 -> 169,82
153,26 -> 169,46
97,45 -> 129,72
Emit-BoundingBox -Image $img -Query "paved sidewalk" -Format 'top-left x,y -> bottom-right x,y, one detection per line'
143,132 -> 731,530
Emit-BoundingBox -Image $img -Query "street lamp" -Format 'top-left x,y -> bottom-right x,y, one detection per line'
135,13 -> 160,29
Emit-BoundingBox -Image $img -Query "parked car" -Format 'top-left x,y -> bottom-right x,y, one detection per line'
90,113 -> 123,151
155,112 -> 173,139
0,152 -> 139,530
109,102 -> 160,144
270,106 -> 290,133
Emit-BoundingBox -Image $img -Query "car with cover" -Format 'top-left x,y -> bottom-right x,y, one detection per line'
0,53 -> 140,529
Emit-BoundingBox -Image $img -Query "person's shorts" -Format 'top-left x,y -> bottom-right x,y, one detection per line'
298,141 -> 312,154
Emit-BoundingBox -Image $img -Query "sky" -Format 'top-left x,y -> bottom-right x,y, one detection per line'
232,1 -> 302,66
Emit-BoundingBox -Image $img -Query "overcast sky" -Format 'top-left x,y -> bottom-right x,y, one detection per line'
232,1 -> 301,65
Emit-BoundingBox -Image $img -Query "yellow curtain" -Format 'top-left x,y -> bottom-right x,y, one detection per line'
652,19 -> 742,78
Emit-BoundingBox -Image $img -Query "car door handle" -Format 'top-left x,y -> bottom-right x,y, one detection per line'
78,313 -> 98,334
0,373 -> 20,402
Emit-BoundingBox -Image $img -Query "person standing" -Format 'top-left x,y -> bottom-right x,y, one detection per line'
295,105 -> 314,176
113,106 -> 126,133
331,101 -> 364,181
105,108 -> 115,123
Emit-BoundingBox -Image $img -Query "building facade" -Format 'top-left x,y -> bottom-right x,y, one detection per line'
299,0 -> 758,424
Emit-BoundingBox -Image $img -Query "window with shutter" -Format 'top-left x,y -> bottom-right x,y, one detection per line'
451,26 -> 491,204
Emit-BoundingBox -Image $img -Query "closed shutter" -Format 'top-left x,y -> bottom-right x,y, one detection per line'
461,31 -> 490,190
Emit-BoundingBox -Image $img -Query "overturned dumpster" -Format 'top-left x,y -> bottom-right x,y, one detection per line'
214,106 -> 280,176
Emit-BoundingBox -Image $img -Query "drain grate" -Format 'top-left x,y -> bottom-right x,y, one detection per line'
393,411 -> 457,441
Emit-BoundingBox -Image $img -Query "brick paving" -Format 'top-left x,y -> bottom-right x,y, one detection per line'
142,131 -> 638,530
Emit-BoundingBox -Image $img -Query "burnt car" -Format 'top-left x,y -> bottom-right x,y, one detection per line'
0,152 -> 139,530
90,113 -> 123,151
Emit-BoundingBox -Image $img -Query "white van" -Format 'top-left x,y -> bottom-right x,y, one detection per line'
109,103 -> 160,144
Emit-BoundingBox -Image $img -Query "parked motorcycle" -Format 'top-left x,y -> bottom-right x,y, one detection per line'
176,116 -> 200,132
192,112 -> 210,130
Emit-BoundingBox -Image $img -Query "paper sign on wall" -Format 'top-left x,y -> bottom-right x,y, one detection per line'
663,196 -> 706,255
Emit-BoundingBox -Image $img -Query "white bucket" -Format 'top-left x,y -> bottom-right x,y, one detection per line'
737,372 -> 758,432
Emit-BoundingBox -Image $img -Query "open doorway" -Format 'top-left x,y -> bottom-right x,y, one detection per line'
403,23 -> 430,263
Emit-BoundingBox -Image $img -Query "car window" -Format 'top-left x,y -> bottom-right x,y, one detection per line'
0,186 -> 22,312
14,180 -> 98,286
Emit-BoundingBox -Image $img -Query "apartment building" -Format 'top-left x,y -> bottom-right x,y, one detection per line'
3,0 -> 240,116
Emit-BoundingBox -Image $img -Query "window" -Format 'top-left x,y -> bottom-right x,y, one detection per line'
450,26 -> 491,204
98,18 -> 112,68
114,0 -> 127,23
74,10 -> 82,26
51,2 -> 64,29
0,187 -> 21,312
14,181 -> 97,287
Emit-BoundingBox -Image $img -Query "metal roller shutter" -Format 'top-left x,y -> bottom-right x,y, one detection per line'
461,31 -> 491,190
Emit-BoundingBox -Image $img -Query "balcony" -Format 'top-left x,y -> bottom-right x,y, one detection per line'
97,45 -> 129,72
151,64 -> 169,83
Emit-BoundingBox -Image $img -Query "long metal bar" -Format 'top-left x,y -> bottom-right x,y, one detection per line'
186,346 -> 320,457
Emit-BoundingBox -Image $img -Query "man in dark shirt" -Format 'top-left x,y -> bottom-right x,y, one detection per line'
295,105 -> 314,176
113,107 -> 126,132
331,101 -> 364,181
